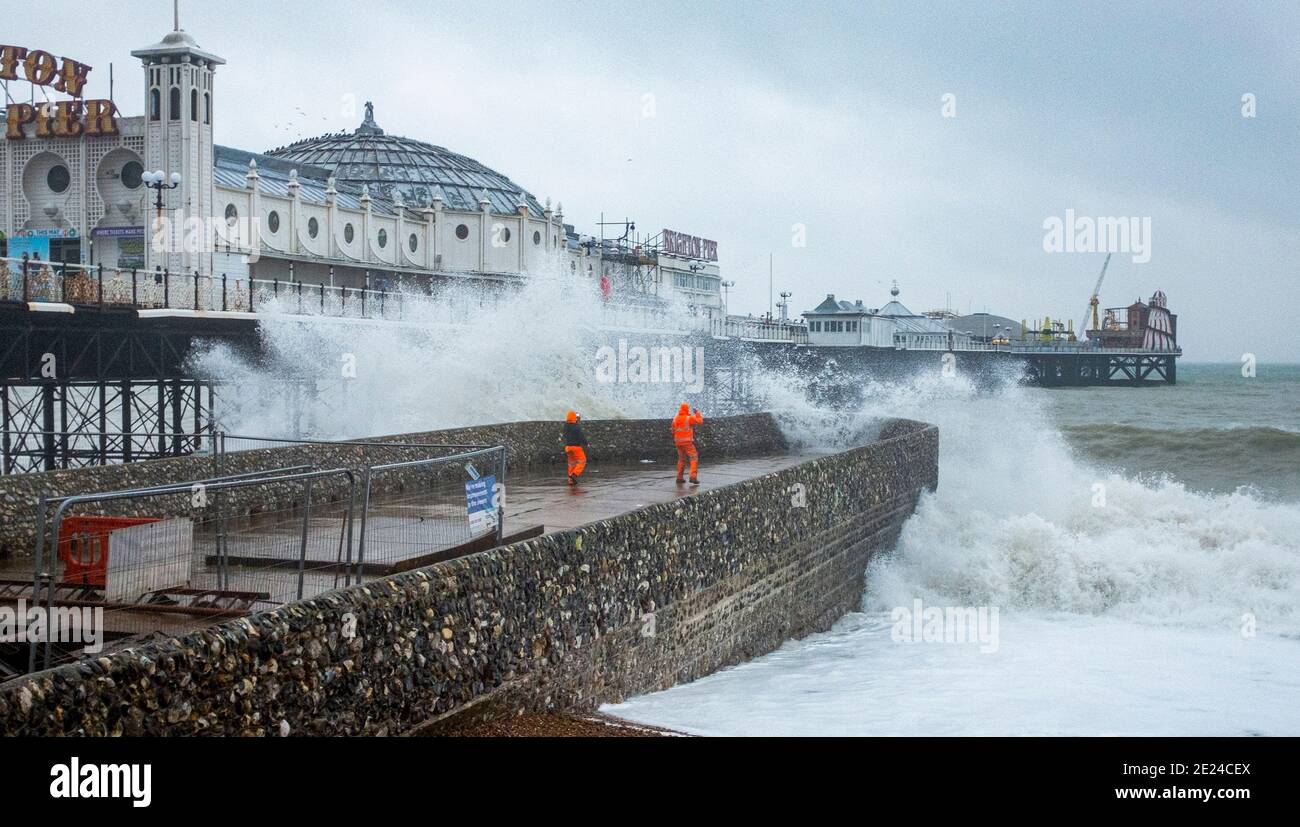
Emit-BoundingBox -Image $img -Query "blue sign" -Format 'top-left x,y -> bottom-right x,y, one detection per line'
8,236 -> 50,260
465,474 -> 498,533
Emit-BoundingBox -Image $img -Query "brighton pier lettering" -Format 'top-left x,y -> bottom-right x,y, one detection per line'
662,228 -> 718,262
0,43 -> 117,140
0,45 -> 92,96
6,99 -> 118,139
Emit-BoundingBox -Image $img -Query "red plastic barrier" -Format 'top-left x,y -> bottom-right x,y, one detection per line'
58,516 -> 161,588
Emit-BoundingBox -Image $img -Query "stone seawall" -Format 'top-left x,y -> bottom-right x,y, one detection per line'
0,413 -> 786,559
0,418 -> 937,736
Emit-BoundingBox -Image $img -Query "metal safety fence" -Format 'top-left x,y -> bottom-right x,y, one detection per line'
357,446 -> 506,574
13,441 -> 507,675
24,465 -> 352,672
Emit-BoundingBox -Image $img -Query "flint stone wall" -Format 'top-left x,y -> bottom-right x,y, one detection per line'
0,413 -> 786,559
0,418 -> 937,736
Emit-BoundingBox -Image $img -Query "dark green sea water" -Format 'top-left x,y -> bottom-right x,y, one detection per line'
1038,362 -> 1300,501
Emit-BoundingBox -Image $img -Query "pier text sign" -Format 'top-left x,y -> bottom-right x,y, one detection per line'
662,228 -> 718,262
0,44 -> 118,139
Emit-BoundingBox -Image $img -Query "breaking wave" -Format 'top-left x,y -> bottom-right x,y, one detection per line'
838,380 -> 1300,637
190,266 -> 695,437
192,274 -> 1300,640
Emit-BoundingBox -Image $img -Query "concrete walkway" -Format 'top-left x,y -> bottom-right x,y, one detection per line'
503,452 -> 816,533
0,451 -> 818,665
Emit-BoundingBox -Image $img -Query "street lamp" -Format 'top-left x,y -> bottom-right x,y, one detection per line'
721,279 -> 735,315
141,170 -> 181,270
141,169 -> 182,225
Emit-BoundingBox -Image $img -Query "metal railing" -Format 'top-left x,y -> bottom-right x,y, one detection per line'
211,433 -> 492,474
1010,342 -> 1183,355
0,256 -> 250,311
2,428 -> 215,476
892,333 -> 1011,352
356,446 -> 506,575
250,278 -> 413,322
26,464 -> 349,672
711,315 -> 809,343
2,257 -> 781,341
18,438 -> 509,672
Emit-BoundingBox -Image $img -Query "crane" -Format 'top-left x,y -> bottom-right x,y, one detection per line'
1082,252 -> 1112,339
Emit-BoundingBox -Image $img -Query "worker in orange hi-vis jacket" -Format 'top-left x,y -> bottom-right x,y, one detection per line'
671,402 -> 704,485
562,410 -> 588,486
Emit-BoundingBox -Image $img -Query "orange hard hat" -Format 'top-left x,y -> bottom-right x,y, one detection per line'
566,410 -> 578,422
679,402 -> 690,413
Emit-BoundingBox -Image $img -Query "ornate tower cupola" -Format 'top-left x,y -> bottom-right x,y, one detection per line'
131,3 -> 225,276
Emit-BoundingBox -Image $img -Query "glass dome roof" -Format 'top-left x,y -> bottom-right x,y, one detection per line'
265,103 -> 546,217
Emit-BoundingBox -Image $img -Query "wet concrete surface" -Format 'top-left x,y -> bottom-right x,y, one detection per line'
0,452 -> 816,648
501,452 -> 818,532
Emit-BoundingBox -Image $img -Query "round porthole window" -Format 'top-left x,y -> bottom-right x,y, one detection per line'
377,229 -> 388,248
500,227 -> 511,243
409,233 -> 418,253
268,211 -> 280,233
47,165 -> 71,194
455,224 -> 469,240
344,223 -> 355,244
224,204 -> 238,227
533,230 -> 541,245
121,161 -> 143,190
308,217 -> 319,238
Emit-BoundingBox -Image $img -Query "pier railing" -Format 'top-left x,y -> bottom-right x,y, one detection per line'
0,257 -> 791,341
892,333 -> 1011,352
711,315 -> 809,343
0,257 -> 251,311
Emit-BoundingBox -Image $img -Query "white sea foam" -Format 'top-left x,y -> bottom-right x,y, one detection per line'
190,274 -> 1300,734
609,376 -> 1300,735
191,266 -> 694,437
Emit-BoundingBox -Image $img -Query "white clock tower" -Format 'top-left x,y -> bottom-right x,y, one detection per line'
131,5 -> 224,276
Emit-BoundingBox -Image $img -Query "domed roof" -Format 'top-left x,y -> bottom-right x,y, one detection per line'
265,103 -> 545,217
947,313 -> 1023,339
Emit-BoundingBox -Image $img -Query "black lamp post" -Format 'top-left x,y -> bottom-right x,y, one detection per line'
141,169 -> 181,224
141,169 -> 181,274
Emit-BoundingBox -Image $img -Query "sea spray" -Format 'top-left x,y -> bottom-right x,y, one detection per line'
606,369 -> 1300,735
190,263 -> 702,437
193,275 -> 1300,639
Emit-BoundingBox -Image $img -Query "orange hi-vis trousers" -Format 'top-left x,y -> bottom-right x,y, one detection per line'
565,446 -> 587,477
675,442 -> 698,480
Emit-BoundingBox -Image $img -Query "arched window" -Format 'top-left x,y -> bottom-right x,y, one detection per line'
150,89 -> 160,121
169,87 -> 181,120
204,93 -> 211,124
190,89 -> 198,121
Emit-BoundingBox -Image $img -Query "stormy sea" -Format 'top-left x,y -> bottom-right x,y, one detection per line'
605,363 -> 1300,736
197,278 -> 1299,737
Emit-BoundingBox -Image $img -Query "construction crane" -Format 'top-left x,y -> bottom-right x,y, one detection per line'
1082,253 -> 1112,339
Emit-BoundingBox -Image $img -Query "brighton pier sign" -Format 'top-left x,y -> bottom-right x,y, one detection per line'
1,44 -> 118,139
662,228 -> 718,262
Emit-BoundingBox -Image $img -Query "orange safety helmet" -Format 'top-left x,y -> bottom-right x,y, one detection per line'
678,402 -> 690,414
566,410 -> 578,422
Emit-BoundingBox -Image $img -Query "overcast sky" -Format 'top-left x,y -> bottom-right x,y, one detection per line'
10,0 -> 1298,361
